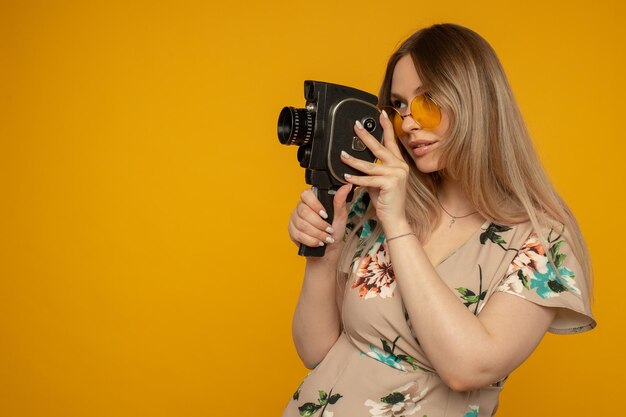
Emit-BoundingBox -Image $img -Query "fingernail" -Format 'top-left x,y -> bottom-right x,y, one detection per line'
318,241 -> 325,247
326,226 -> 335,234
341,150 -> 350,159
319,210 -> 328,219
355,120 -> 364,130
344,173 -> 352,179
381,109 -> 389,119
326,236 -> 335,244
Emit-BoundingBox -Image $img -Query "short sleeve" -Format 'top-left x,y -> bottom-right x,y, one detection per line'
495,228 -> 596,334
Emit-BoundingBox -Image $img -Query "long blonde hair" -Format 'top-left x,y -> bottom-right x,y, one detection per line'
340,23 -> 592,294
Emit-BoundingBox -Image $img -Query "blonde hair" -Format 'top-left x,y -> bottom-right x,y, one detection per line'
340,23 -> 592,295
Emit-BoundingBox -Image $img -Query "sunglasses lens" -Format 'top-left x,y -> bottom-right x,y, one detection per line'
382,95 -> 441,136
411,95 -> 441,129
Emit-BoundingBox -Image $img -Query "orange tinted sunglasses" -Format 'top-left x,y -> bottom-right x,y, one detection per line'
382,93 -> 441,136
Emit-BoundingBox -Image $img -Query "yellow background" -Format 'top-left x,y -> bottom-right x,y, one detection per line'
1,0 -> 624,416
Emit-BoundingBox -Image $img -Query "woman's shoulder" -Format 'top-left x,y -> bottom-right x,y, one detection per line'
481,218 -> 573,250
478,220 -> 532,251
493,218 -> 596,334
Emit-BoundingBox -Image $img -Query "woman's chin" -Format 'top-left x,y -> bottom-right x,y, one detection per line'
412,157 -> 443,174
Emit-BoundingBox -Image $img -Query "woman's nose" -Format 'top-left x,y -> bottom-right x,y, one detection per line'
401,113 -> 421,132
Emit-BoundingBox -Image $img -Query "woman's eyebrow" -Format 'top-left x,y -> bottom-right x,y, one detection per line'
390,86 -> 424,101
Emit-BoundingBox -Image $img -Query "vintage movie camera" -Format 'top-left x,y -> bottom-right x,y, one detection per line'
277,81 -> 383,256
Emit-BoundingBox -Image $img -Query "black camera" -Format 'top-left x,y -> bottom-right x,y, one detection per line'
277,80 -> 383,257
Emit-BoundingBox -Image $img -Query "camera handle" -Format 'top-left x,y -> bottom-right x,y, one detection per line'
298,186 -> 336,257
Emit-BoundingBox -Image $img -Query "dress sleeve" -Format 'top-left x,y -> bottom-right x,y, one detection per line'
495,228 -> 596,334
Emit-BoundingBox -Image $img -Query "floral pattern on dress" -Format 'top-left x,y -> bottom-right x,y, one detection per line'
498,230 -> 581,299
352,242 -> 396,299
456,265 -> 486,315
293,380 -> 303,400
364,381 -> 428,417
344,191 -> 370,239
293,373 -> 311,401
462,405 -> 479,417
365,344 -> 406,371
480,224 -> 517,252
364,336 -> 425,372
298,389 -> 342,417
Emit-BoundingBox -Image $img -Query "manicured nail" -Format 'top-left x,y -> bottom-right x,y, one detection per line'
319,210 -> 328,219
341,150 -> 350,159
326,236 -> 335,244
344,173 -> 352,179
381,109 -> 389,119
355,120 -> 364,130
318,241 -> 325,247
325,226 -> 335,234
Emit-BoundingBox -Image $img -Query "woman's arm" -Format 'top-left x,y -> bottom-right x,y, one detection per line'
385,228 -> 556,391
291,255 -> 343,369
288,185 -> 352,368
342,113 -> 557,390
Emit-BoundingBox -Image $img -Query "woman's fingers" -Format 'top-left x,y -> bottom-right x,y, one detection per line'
353,118 -> 401,165
340,149 -> 407,177
288,189 -> 338,248
343,117 -> 409,191
340,150 -> 378,175
288,216 -> 330,248
380,109 -> 404,159
342,118 -> 409,226
300,188 -> 330,220
331,184 -> 353,231
343,171 -> 405,190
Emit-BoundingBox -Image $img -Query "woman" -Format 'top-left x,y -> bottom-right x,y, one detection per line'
283,23 -> 595,417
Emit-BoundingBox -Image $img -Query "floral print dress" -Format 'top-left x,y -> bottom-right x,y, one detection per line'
282,191 -> 595,417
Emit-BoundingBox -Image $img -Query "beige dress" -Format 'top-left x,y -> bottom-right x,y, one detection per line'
282,191 -> 595,417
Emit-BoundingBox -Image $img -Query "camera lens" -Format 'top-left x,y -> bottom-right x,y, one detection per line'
297,145 -> 311,168
278,106 -> 315,146
362,117 -> 377,133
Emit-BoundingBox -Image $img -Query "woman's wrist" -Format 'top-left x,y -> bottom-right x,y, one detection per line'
305,242 -> 344,268
382,219 -> 413,240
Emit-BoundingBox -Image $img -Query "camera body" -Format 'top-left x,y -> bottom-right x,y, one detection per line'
278,80 -> 384,256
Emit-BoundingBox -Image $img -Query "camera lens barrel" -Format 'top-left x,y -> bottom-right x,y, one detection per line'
278,106 -> 315,146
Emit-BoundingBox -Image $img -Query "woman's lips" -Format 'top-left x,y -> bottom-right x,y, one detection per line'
411,141 -> 436,157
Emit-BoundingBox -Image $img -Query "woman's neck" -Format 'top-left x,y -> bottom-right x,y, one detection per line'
436,179 -> 477,217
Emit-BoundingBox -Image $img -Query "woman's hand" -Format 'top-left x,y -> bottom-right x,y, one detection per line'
288,184 -> 353,259
341,111 -> 411,235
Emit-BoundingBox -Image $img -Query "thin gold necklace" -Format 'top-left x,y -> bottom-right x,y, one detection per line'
436,196 -> 479,228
